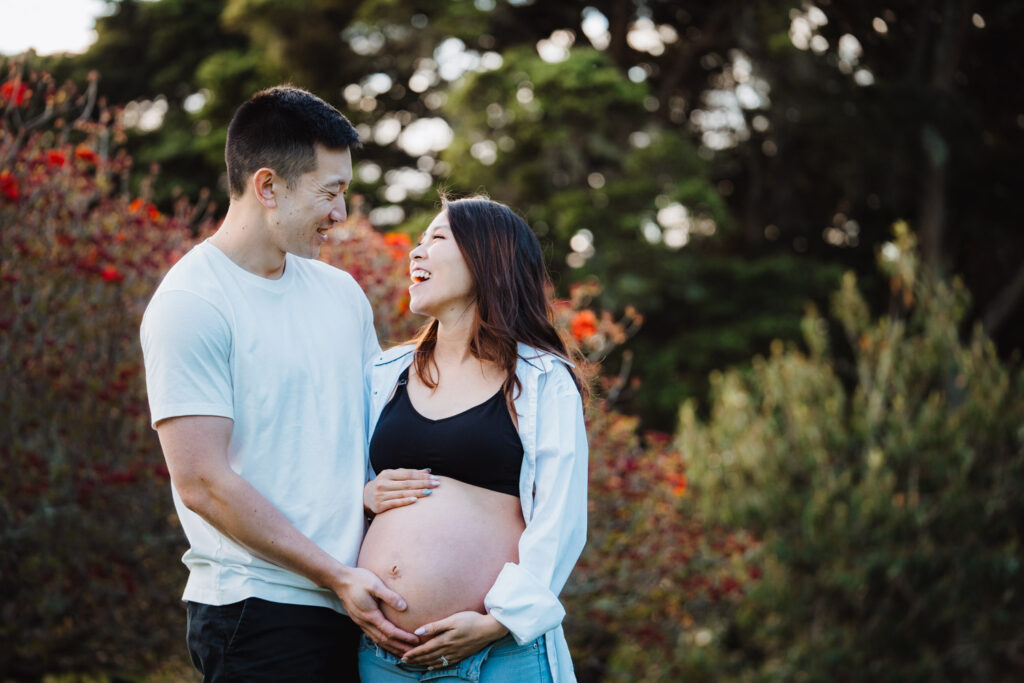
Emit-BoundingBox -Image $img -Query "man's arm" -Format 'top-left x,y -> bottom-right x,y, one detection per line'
156,414 -> 418,650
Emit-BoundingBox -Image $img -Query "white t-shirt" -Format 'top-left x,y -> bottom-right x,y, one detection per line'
140,240 -> 380,613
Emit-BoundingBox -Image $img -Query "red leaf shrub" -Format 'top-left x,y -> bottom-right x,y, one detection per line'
0,63 -> 207,678
2,61 -> 751,680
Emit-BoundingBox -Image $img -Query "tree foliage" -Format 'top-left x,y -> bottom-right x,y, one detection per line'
679,224 -> 1024,681
31,0 -> 1024,426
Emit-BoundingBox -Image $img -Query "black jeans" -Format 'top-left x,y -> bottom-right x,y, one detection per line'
186,597 -> 361,682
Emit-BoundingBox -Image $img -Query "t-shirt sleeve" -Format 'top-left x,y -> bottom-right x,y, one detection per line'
140,289 -> 234,428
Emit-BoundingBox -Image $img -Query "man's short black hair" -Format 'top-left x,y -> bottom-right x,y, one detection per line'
225,85 -> 360,198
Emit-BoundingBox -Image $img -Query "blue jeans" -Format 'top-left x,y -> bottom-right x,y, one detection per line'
358,633 -> 553,682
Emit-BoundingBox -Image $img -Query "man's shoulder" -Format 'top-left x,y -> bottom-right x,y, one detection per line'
156,241 -> 218,288
149,243 -> 228,308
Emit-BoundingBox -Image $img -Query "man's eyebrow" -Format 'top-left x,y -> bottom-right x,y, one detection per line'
323,174 -> 351,185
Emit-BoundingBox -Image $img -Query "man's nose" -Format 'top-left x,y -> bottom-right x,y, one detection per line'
329,196 -> 347,223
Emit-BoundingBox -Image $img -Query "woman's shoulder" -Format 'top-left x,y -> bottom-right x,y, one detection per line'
373,343 -> 416,367
516,342 -> 575,378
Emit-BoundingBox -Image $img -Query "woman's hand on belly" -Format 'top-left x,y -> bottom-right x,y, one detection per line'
364,468 -> 440,514
399,611 -> 510,668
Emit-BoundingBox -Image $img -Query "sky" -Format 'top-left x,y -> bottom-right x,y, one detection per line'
0,0 -> 107,56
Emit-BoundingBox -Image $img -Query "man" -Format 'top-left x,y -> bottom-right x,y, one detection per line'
141,86 -> 417,680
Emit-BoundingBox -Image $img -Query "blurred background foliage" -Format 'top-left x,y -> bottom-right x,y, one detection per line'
34,0 -> 1024,428
3,0 -> 1024,680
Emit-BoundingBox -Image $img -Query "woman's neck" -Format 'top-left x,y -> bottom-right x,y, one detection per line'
433,321 -> 474,365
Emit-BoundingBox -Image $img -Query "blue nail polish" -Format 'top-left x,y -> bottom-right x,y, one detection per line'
422,489 -> 432,495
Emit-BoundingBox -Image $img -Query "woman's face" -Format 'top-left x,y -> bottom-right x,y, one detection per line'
408,211 -> 475,319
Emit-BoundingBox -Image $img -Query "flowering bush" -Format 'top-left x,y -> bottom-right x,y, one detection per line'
564,400 -> 760,683
2,63 -> 736,680
1,61 -> 207,678
318,201 -> 423,345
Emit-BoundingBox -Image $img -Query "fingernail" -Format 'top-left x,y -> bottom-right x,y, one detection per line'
422,489 -> 432,495
397,600 -> 407,610
414,627 -> 427,636
430,478 -> 440,486
424,468 -> 431,473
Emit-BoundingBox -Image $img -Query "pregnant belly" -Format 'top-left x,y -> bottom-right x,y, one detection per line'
357,476 -> 525,633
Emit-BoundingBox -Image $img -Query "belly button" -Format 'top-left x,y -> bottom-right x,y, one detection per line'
390,564 -> 401,578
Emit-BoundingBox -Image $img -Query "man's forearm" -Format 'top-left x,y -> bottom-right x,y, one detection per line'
180,469 -> 351,592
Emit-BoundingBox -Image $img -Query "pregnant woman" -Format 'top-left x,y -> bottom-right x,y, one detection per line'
356,196 -> 589,682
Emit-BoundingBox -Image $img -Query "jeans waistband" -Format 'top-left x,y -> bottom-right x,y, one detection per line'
359,633 -> 544,681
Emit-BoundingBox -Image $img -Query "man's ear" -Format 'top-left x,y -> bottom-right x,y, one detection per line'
252,168 -> 277,208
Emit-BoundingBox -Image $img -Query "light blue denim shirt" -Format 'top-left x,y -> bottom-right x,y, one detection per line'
367,342 -> 588,683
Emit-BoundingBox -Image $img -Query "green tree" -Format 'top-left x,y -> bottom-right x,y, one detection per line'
42,0 -> 1024,426
679,225 -> 1024,681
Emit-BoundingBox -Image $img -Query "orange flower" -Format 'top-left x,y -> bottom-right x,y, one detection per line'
128,198 -> 144,214
384,231 -> 412,260
0,170 -> 18,201
384,232 -> 412,247
667,472 -> 688,498
0,81 -> 29,106
570,310 -> 598,341
75,144 -> 99,164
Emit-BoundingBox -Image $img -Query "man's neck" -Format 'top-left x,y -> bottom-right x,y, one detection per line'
209,202 -> 287,279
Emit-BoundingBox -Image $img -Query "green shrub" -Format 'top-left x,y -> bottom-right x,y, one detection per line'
679,224 -> 1024,682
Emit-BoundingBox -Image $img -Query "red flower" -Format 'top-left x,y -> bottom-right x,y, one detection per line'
384,232 -> 411,247
1,81 -> 29,106
75,144 -> 99,164
147,204 -> 161,221
384,231 -> 412,259
128,197 -> 145,214
0,170 -> 18,201
100,265 -> 125,283
47,150 -> 66,167
570,310 -> 598,341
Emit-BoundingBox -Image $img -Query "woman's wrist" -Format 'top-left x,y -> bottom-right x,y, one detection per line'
480,612 -> 510,641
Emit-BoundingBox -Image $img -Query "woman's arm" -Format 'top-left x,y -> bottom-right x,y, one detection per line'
484,365 -> 589,643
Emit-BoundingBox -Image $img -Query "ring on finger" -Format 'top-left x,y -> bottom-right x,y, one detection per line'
440,655 -> 449,667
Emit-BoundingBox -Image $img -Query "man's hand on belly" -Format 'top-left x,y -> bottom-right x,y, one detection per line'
334,566 -> 419,655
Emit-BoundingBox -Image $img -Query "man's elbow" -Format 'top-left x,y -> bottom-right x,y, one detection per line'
172,472 -> 221,516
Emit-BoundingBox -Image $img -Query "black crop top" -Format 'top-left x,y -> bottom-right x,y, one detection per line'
369,367 -> 524,497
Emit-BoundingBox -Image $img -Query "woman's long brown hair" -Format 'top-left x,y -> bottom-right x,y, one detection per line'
410,195 -> 588,408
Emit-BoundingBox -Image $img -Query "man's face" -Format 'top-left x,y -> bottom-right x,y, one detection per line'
269,145 -> 353,259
